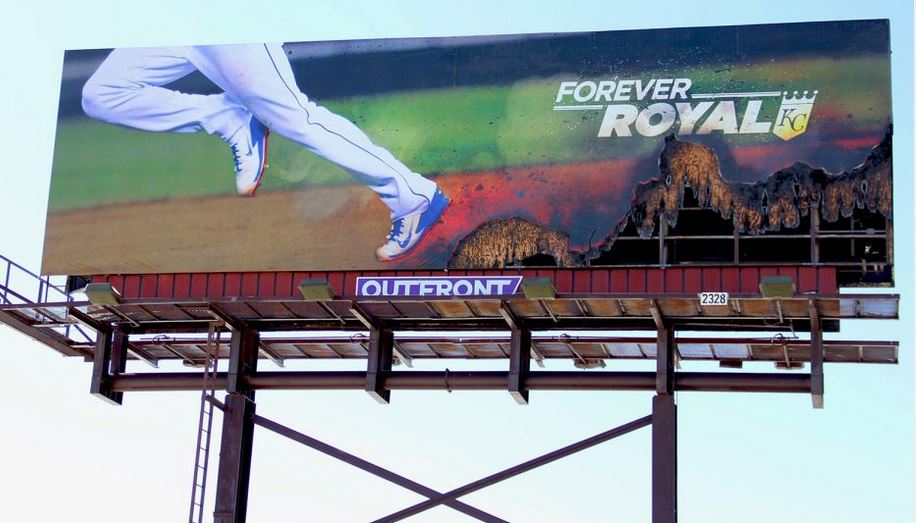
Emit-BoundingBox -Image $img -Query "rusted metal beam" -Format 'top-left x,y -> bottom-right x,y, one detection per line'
808,300 -> 824,409
90,328 -> 128,405
253,414 -> 508,523
372,415 -> 652,522
366,326 -> 394,404
213,393 -> 255,523
109,371 -> 811,393
652,394 -> 677,523
499,301 -> 544,367
508,326 -> 531,405
0,308 -> 88,357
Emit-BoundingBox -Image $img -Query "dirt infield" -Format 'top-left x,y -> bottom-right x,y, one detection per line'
43,185 -> 392,274
43,160 -> 639,274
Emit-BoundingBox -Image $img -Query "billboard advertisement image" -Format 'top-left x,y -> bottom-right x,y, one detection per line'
43,19 -> 892,274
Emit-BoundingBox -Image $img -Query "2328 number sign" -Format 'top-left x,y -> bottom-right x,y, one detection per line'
698,292 -> 729,306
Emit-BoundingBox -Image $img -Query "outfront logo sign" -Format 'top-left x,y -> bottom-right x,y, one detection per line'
554,78 -> 818,141
355,276 -> 523,297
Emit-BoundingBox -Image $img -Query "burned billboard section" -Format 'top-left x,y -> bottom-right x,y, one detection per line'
448,128 -> 892,285
628,129 -> 892,238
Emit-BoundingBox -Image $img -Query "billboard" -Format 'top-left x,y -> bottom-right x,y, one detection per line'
43,20 -> 892,275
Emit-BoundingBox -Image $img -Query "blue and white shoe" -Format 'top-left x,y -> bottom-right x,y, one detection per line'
227,117 -> 270,197
376,188 -> 450,262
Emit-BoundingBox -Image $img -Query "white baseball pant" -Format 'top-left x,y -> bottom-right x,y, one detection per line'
81,43 -> 437,219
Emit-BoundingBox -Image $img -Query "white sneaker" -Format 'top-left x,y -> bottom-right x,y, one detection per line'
376,188 -> 450,261
226,117 -> 270,196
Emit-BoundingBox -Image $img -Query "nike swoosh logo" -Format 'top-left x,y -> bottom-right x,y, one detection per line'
397,231 -> 414,249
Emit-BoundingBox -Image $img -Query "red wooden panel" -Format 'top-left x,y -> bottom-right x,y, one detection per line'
275,272 -> 293,297
323,272 -> 342,297
139,275 -> 158,298
573,270 -> 591,293
759,267 -> 779,278
258,273 -> 275,296
610,270 -> 628,292
646,268 -> 664,293
206,273 -> 225,297
554,270 -> 573,293
818,267 -> 838,294
157,274 -> 174,298
683,268 -> 702,293
739,267 -> 760,293
519,270 -> 538,278
240,273 -> 259,296
702,268 -> 721,292
173,274 -> 191,299
628,269 -> 646,293
722,268 -> 740,293
665,268 -> 683,293
798,267 -> 818,293
776,266 -> 798,287
292,273 -> 308,296
591,270 -> 609,293
189,274 -> 208,298
107,275 -> 124,295
224,273 -> 242,297
125,276 -> 142,299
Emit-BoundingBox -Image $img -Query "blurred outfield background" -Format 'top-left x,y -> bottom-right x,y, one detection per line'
47,24 -> 890,213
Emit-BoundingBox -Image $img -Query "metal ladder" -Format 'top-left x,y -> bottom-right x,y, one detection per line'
189,323 -> 221,523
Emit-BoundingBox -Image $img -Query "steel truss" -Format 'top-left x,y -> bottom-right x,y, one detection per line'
77,299 -> 830,523
0,259 -> 895,522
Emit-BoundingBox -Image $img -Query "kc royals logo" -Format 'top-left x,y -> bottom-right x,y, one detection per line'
772,90 -> 818,141
553,78 -> 819,141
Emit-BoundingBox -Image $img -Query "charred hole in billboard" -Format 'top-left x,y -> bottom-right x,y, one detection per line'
43,20 -> 892,287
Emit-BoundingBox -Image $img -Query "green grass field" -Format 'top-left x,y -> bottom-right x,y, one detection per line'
48,57 -> 889,212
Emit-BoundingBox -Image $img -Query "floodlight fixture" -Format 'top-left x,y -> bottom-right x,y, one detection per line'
573,358 -> 607,370
759,276 -> 795,298
522,277 -> 556,300
298,279 -> 335,300
82,283 -> 122,306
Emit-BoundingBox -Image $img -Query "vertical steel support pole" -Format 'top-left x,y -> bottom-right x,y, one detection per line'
808,301 -> 824,409
366,326 -> 394,404
90,327 -> 127,405
508,327 -> 531,405
652,395 -> 677,523
214,328 -> 259,523
652,308 -> 677,523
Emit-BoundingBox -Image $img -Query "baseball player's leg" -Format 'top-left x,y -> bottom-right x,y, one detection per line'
81,48 -> 249,138
81,47 -> 268,195
185,44 -> 438,220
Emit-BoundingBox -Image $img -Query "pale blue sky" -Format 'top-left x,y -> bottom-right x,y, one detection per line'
0,1 -> 912,522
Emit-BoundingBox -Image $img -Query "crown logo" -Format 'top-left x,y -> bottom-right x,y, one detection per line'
773,89 -> 818,141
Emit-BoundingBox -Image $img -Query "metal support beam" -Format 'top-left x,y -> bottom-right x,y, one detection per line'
213,327 -> 260,523
227,329 -> 259,397
508,326 -> 531,405
500,301 -> 544,368
366,326 -> 394,404
652,395 -> 677,523
652,299 -> 677,522
90,328 -> 127,405
252,414 -> 508,523
213,393 -> 255,523
373,415 -> 652,523
109,370 -> 813,393
652,301 -> 675,396
808,300 -> 824,409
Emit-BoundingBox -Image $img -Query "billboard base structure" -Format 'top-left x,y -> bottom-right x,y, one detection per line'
0,255 -> 900,522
